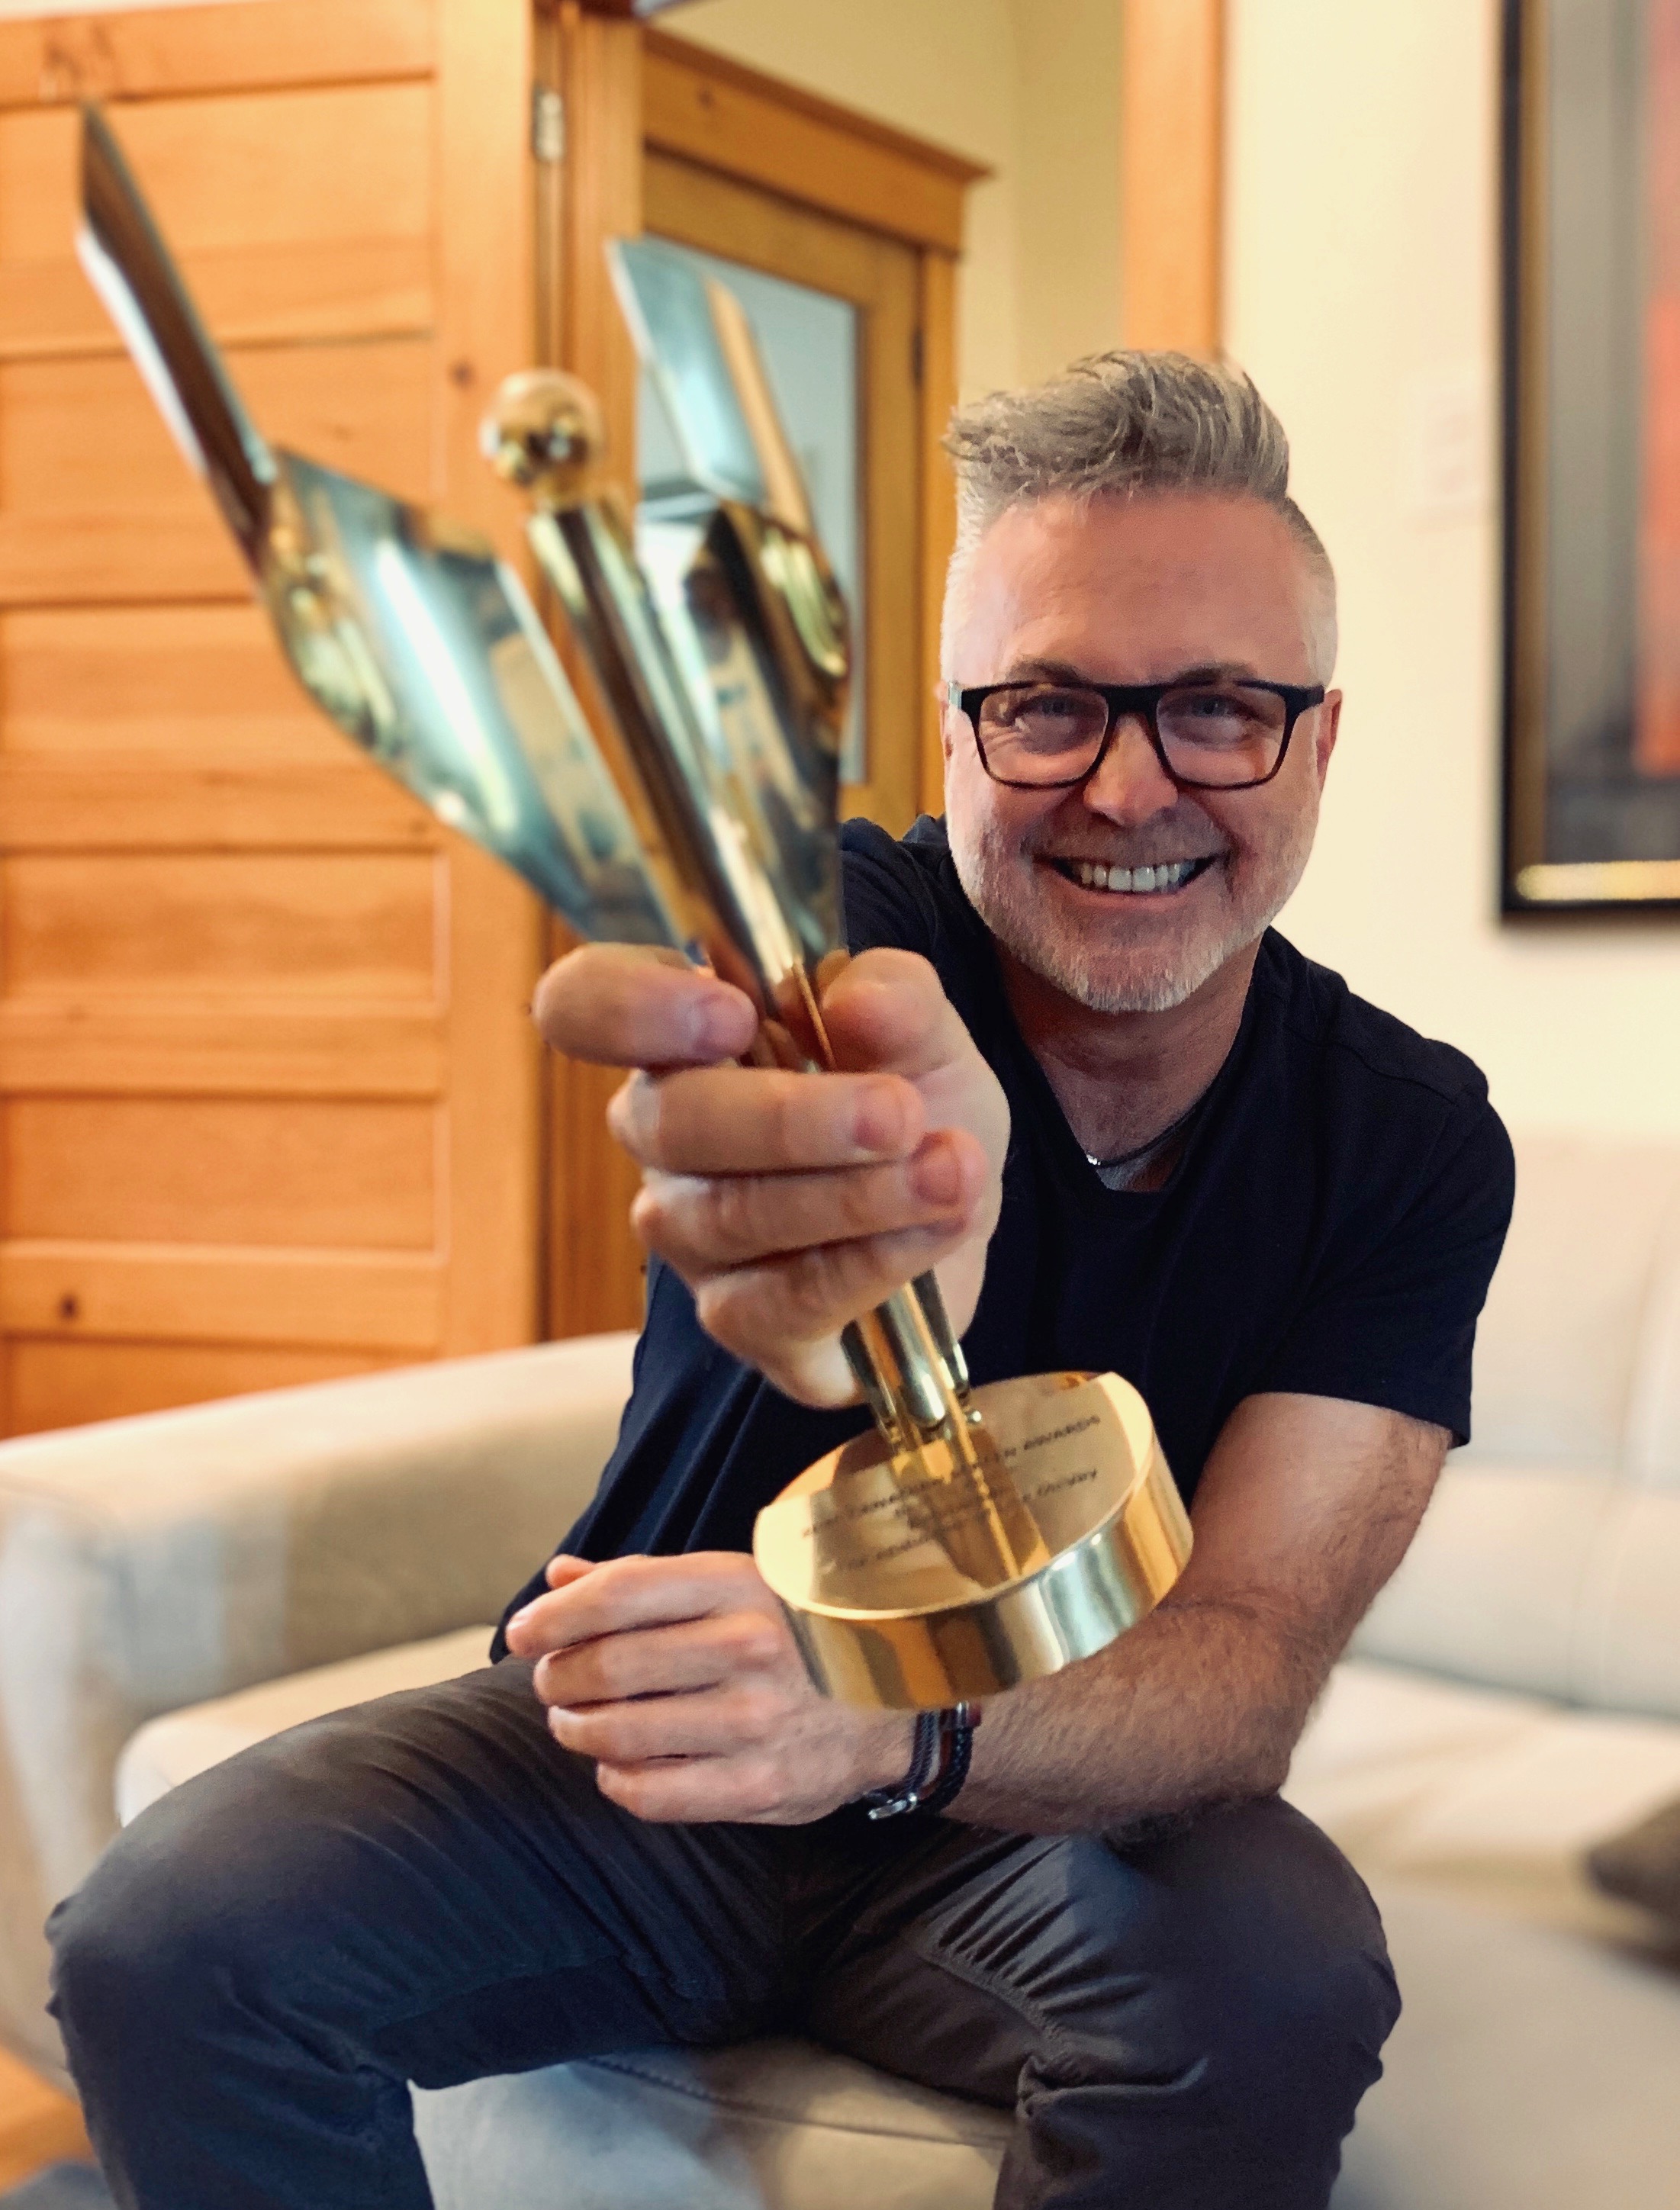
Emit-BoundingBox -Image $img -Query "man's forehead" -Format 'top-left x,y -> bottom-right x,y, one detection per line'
952,492 -> 1321,680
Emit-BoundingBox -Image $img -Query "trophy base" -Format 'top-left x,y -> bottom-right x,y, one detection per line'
753,1371 -> 1192,1710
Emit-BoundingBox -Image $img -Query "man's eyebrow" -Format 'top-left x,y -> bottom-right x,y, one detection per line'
996,657 -> 1265,687
997,657 -> 1090,684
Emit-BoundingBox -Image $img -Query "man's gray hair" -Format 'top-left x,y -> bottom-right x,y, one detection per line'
942,350 -> 1336,673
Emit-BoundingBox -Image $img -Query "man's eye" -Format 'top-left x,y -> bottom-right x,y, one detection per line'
1005,690 -> 1097,734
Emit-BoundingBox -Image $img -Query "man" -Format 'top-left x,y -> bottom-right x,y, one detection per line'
49,354 -> 1513,2210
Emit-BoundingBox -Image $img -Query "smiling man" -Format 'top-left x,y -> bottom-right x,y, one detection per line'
50,355 -> 1514,2210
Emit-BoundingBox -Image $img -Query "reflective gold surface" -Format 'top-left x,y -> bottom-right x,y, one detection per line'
755,1372 -> 1192,1707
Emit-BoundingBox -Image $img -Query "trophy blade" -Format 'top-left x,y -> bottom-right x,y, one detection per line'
77,104 -> 276,568
79,106 -> 680,952
609,236 -> 812,537
270,452 -> 683,947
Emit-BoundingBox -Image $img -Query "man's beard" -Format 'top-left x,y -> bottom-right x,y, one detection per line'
948,806 -> 1317,1015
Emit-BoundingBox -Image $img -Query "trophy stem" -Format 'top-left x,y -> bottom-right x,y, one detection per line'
517,488 -> 1053,1588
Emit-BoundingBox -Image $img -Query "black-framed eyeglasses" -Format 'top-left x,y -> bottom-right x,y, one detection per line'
947,676 -> 1326,793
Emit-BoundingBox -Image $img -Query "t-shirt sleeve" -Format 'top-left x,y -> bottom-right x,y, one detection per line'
1259,1089 -> 1516,1444
838,818 -> 943,959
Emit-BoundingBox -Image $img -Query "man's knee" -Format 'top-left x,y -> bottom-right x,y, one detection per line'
1112,1797 -> 1399,2112
50,1724 -> 373,2068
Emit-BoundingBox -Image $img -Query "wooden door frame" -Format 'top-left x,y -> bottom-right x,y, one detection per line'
1120,0 -> 1225,353
537,6 -> 986,1340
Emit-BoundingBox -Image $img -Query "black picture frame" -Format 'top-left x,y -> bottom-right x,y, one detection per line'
1501,0 -> 1680,914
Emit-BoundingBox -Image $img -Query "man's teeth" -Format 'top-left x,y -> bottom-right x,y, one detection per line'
1067,857 -> 1202,894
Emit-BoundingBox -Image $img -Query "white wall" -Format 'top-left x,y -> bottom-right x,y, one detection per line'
1227,0 -> 1680,1140
1009,0 -> 1123,382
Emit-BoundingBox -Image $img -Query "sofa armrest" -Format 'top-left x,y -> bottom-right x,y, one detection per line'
0,1333 -> 636,2078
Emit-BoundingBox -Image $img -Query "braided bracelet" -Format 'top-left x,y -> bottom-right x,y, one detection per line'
860,1704 -> 981,1821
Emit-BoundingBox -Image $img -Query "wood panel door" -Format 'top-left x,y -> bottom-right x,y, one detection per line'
0,0 -> 545,1433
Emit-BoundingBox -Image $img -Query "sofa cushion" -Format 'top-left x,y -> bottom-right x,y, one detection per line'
413,2041 -> 1009,2210
1352,1465 -> 1680,1722
114,1626 -> 496,1826
1284,1658 -> 1680,1935
1332,1875 -> 1680,2210
1459,1137 -> 1680,1469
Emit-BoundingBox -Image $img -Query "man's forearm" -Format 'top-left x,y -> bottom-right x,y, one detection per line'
951,1591 -> 1328,1835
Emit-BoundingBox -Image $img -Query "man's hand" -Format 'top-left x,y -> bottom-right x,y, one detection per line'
504,1551 -> 912,1824
532,944 -> 1009,1405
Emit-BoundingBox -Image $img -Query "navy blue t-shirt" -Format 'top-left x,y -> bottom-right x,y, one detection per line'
497,815 -> 1514,1639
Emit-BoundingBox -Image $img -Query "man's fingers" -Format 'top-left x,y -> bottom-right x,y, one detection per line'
547,1684 -> 782,1765
593,1754 -> 784,1826
503,1552 -> 774,1658
819,948 -> 983,1082
532,944 -> 757,1070
543,1553 -> 597,1591
691,1211 -> 983,1379
610,1063 -> 925,1175
530,1611 -> 780,1707
632,1130 -> 983,1276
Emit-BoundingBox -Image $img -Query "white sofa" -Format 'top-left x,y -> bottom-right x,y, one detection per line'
2,1134 -> 1679,2205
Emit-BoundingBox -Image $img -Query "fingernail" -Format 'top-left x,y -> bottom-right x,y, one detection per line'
507,1604 -> 534,1633
910,1137 -> 963,1205
854,1079 -> 908,1154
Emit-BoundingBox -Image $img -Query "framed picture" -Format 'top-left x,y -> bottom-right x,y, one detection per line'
1503,0 -> 1680,912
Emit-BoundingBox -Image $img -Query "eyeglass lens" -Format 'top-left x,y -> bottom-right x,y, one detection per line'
974,684 -> 1289,788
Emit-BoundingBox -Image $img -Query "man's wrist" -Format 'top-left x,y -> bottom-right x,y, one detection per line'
854,1710 -> 919,1797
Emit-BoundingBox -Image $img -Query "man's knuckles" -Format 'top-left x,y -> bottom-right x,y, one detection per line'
632,1146 -> 978,1275
611,1064 -> 924,1176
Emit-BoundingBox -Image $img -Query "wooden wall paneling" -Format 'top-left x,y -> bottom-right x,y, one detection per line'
0,754 -> 430,851
542,2 -> 651,1343
918,248 -> 960,818
433,0 -> 546,1353
3,851 -> 439,998
5,1339 -> 401,1437
1119,0 -> 1225,352
0,1002 -> 443,1101
0,0 -> 499,1433
0,82 -> 436,359
0,602 -> 429,849
6,1096 -> 436,1248
0,335 -> 435,605
0,604 -> 335,755
0,0 -> 433,111
0,1246 -> 442,1349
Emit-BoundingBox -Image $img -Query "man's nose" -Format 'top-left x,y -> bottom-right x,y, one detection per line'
1080,713 -> 1180,822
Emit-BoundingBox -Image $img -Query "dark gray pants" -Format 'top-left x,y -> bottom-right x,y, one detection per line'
48,1658 -> 1397,2210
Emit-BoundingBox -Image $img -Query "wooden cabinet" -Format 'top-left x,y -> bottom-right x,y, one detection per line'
0,0 -> 977,1430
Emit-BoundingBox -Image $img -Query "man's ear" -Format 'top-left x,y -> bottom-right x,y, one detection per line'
937,691 -> 957,764
1314,691 -> 1343,785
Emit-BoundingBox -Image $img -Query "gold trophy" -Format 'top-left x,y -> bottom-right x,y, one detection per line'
80,108 -> 1191,1712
